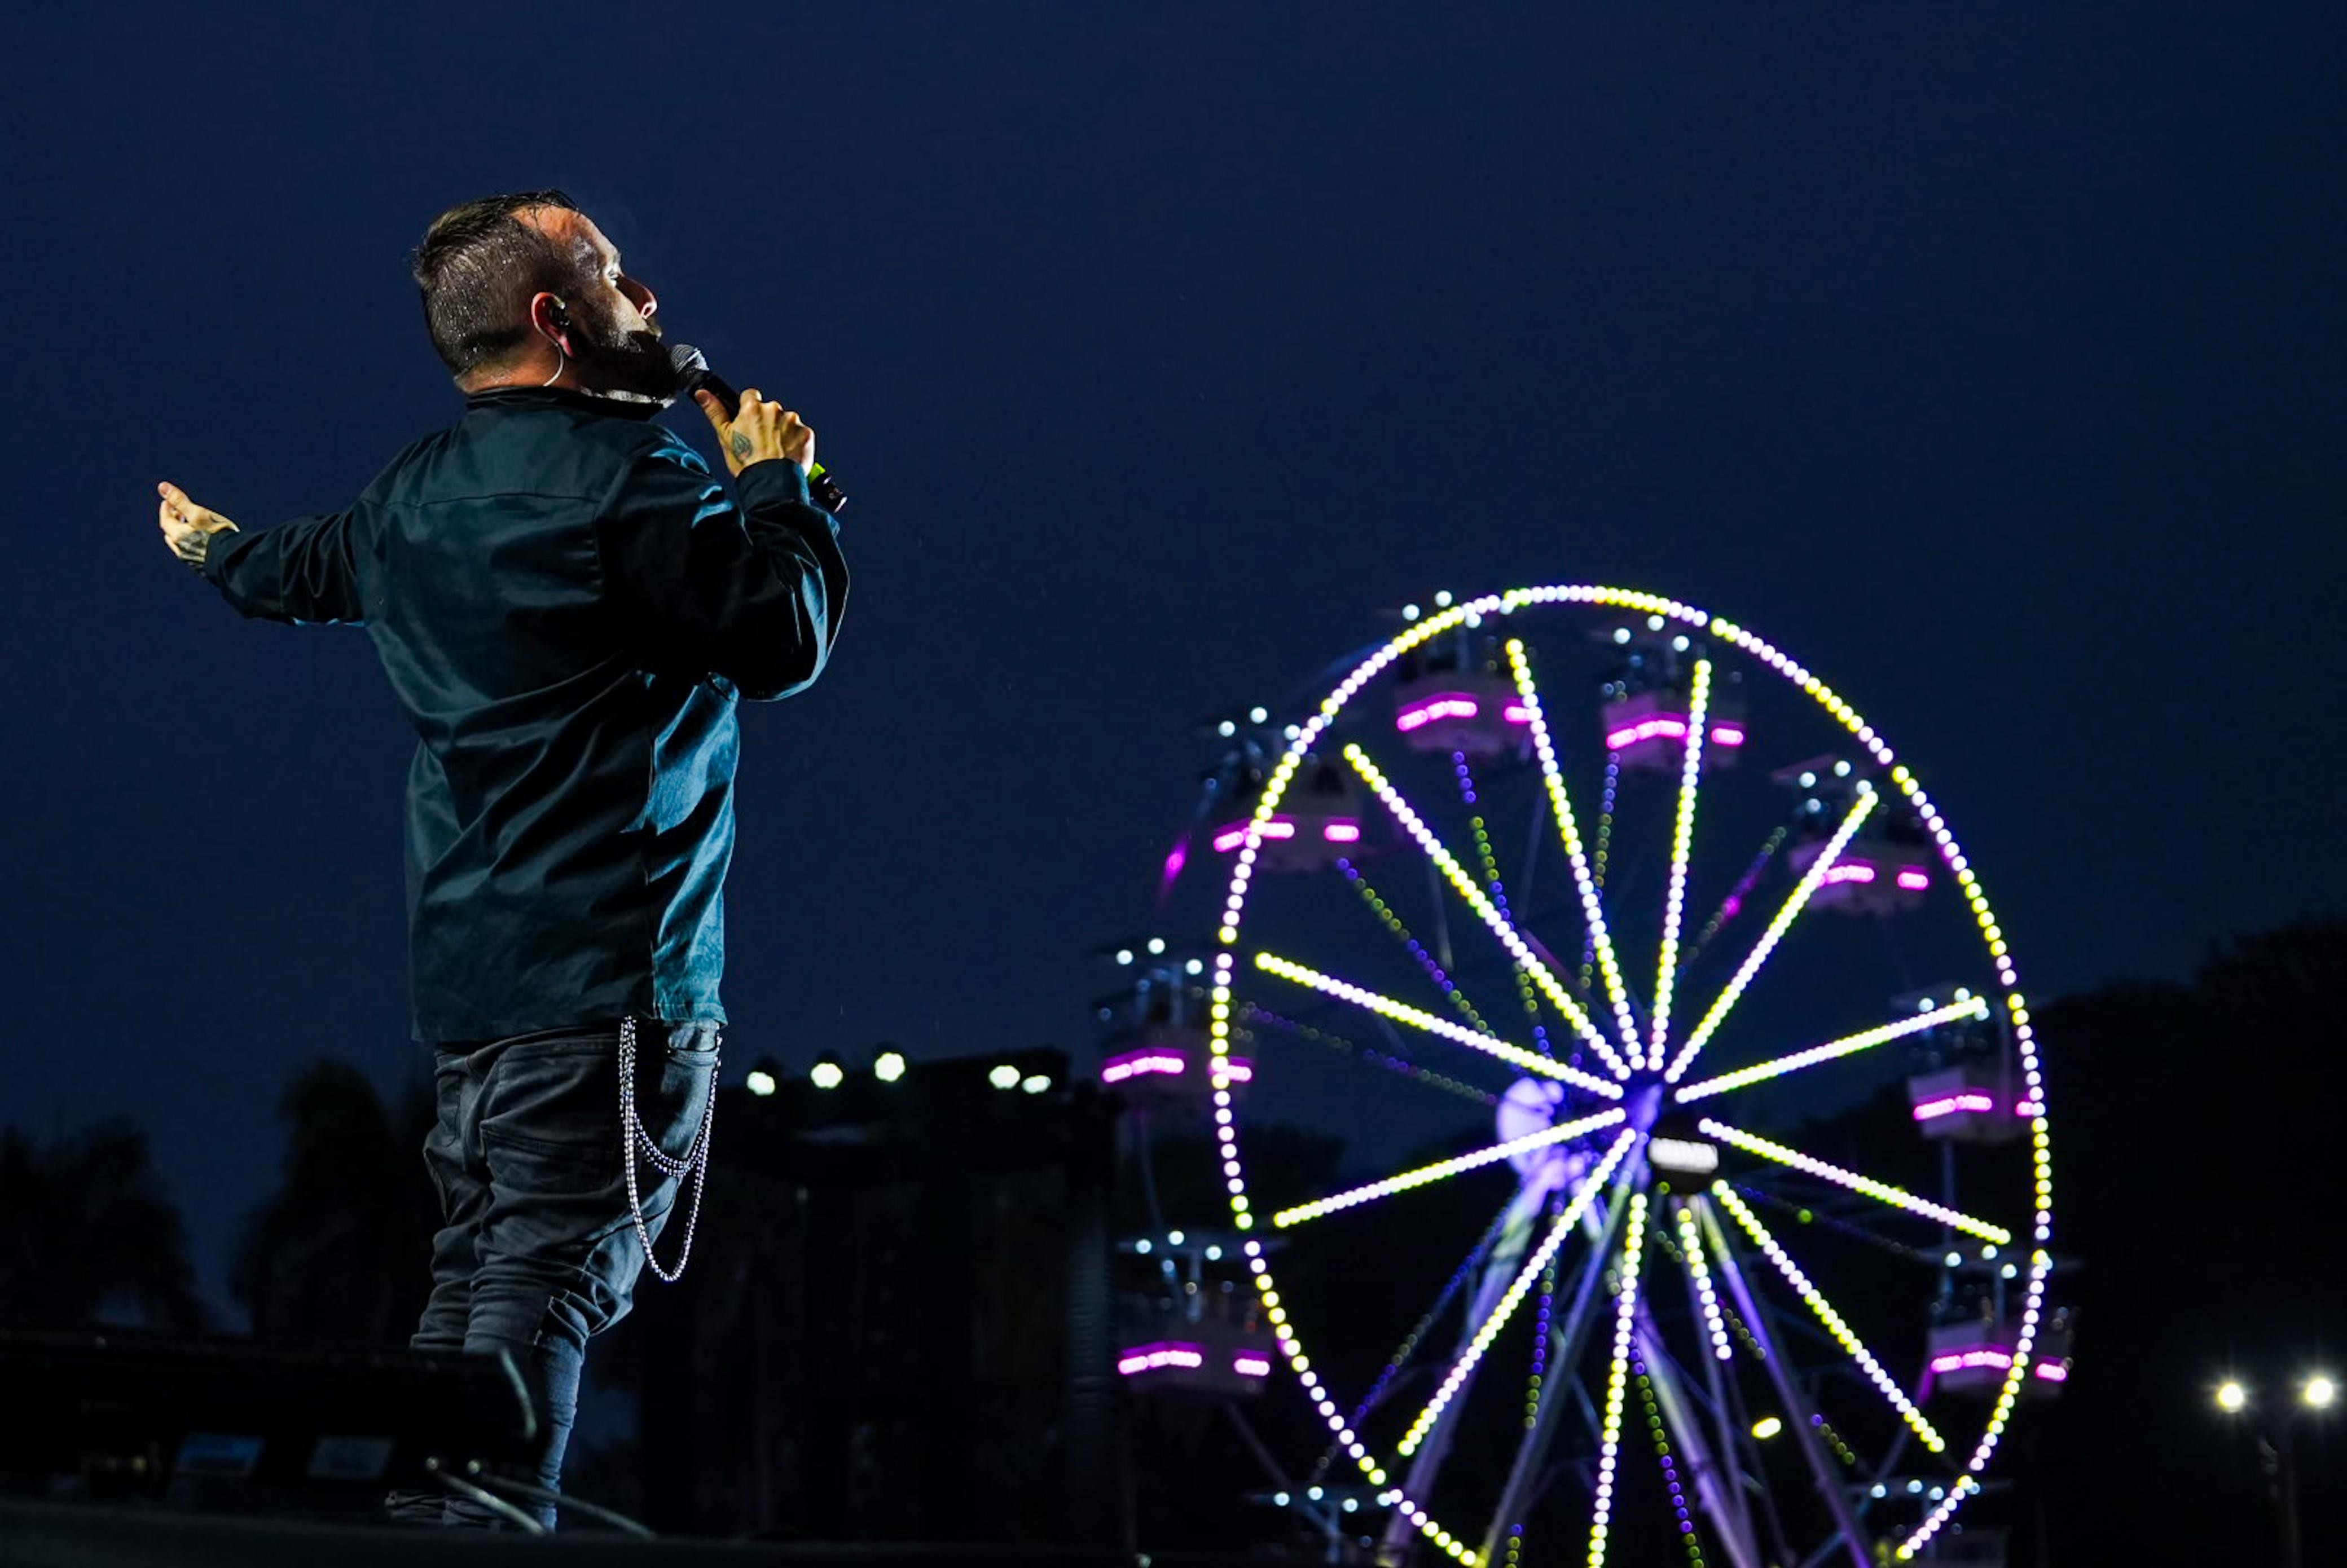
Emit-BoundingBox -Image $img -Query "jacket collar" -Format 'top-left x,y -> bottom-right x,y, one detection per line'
462,385 -> 665,421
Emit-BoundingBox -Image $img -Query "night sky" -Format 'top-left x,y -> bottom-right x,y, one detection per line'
5,3 -> 2339,1344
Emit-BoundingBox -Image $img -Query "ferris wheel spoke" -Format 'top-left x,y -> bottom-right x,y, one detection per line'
1661,789 -> 1882,1085
1502,638 -> 1643,1060
1647,658 -> 1715,1068
1696,1118 -> 2012,1245
1396,1129 -> 1641,1458
1586,1192 -> 1652,1568
1710,1184 -> 1948,1454
1337,858 -> 1505,1037
1343,743 -> 1634,1078
1252,953 -> 1625,1100
1671,996 -> 1992,1105
1269,1107 -> 1629,1229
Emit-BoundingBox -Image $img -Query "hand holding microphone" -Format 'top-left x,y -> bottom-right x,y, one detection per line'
671,343 -> 846,510
694,386 -> 813,478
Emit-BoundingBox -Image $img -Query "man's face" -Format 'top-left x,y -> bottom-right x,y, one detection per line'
525,208 -> 678,399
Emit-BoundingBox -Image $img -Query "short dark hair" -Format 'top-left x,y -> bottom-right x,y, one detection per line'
409,190 -> 594,377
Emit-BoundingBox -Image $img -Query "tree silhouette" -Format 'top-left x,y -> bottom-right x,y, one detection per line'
0,1118 -> 208,1330
230,1059 -> 439,1342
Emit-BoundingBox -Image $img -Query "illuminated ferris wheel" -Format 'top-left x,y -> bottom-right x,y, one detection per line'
1180,585 -> 2064,1567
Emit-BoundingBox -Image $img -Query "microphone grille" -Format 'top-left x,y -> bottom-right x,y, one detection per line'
669,342 -> 711,376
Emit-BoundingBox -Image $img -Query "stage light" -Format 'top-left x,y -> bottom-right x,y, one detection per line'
1148,937 -> 1167,954
2216,1381 -> 2248,1412
809,1056 -> 845,1090
1751,1416 -> 1782,1440
1021,1073 -> 1052,1094
873,1049 -> 907,1083
988,1064 -> 1021,1090
745,1067 -> 779,1097
2305,1376 -> 2337,1409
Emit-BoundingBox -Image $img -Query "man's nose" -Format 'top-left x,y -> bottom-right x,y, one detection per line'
627,278 -> 658,319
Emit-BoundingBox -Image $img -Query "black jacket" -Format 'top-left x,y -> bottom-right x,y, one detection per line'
198,386 -> 849,1042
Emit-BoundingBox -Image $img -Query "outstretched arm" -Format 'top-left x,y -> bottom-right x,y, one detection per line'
157,480 -> 364,626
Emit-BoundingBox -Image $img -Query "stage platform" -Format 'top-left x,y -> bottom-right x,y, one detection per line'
0,1499 -> 1241,1568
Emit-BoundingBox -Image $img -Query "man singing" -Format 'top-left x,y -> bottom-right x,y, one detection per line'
154,191 -> 850,1527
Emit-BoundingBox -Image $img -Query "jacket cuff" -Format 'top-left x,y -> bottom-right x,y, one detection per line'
196,527 -> 241,583
737,457 -> 813,510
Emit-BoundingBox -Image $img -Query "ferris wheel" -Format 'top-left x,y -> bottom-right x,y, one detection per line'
1151,585 -> 2062,1567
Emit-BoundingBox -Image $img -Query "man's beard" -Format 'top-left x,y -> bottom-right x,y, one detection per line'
571,303 -> 682,402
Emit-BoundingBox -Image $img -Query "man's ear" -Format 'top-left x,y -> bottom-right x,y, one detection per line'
528,291 -> 574,356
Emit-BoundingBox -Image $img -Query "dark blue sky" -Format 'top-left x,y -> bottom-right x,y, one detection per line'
2,5 -> 2338,1315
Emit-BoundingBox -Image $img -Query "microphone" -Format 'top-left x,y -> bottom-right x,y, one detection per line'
670,343 -> 846,512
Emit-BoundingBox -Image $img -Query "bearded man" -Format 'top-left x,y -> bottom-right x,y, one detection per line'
156,190 -> 849,1527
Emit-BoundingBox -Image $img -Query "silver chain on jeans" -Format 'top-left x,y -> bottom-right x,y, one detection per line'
618,1015 -> 717,1284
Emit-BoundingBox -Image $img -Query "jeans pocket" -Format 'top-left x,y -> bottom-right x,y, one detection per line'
483,1036 -> 622,1168
634,1023 -> 719,1163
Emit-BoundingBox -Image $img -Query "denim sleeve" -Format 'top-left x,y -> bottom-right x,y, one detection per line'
198,509 -> 366,626
593,437 -> 850,702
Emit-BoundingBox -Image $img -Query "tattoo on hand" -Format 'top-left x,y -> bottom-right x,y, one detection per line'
728,430 -> 753,463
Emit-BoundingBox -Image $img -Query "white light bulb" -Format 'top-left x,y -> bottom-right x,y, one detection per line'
1218,720 -> 1236,738
2305,1376 -> 2337,1409
1147,937 -> 1166,954
745,1069 -> 777,1097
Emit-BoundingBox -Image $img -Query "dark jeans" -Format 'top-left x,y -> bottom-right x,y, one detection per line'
383,1016 -> 719,1529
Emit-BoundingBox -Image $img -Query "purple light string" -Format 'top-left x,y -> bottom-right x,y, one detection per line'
1453,753 -> 1558,1059
1684,825 -> 1787,968
1337,857 -> 1496,1036
1242,1006 -> 1500,1107
1501,1199 -> 1567,1568
1635,1353 -> 1704,1562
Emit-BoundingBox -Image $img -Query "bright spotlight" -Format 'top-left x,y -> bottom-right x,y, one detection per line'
873,1050 -> 907,1083
2216,1381 -> 2248,1413
745,1069 -> 778,1097
987,1064 -> 1021,1090
1020,1073 -> 1052,1095
1751,1415 -> 1783,1441
2305,1376 -> 2337,1410
809,1059 -> 845,1091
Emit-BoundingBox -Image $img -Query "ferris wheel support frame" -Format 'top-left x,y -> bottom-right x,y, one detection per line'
1469,1188 -> 1633,1567
1634,1311 -> 1766,1568
1672,1226 -> 1768,1566
1699,1196 -> 1870,1567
